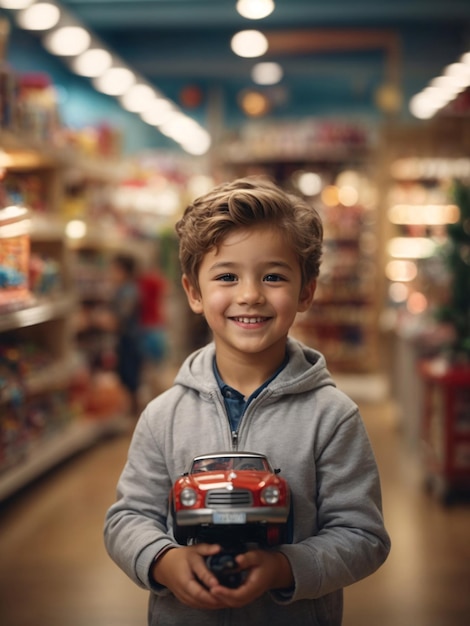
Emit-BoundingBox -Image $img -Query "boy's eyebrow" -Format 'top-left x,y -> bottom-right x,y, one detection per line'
208,260 -> 295,272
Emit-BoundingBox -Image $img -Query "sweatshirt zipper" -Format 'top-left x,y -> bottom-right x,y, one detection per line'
231,430 -> 239,450
229,389 -> 271,451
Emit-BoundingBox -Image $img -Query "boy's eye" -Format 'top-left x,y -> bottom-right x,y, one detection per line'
264,274 -> 285,282
216,273 -> 237,282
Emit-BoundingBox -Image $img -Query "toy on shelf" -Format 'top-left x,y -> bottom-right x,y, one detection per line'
0,204 -> 32,310
170,451 -> 292,588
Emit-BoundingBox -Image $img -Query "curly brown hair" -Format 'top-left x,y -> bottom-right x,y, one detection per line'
175,176 -> 323,289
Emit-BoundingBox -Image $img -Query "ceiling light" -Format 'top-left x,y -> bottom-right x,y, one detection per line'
5,0 -> 210,151
0,0 -> 33,8
160,117 -> 213,155
93,66 -> 136,96
251,61 -> 283,85
44,26 -> 91,56
410,49 -> 470,119
159,113 -> 200,141
409,93 -> 440,119
180,131 -> 212,156
72,48 -> 112,77
231,30 -> 268,58
236,0 -> 275,20
120,84 -> 157,113
461,52 -> 470,65
17,2 -> 60,30
140,99 -> 174,126
430,75 -> 464,96
444,62 -> 470,80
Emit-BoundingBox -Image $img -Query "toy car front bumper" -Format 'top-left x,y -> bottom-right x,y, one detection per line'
176,506 -> 289,526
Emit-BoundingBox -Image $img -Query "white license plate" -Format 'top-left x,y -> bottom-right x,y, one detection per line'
213,511 -> 247,524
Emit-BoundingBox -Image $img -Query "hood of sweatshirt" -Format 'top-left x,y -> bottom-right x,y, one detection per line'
173,336 -> 336,399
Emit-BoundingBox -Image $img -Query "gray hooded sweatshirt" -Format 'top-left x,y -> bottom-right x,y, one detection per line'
104,338 -> 390,625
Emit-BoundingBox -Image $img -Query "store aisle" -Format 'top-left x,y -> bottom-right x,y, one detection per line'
0,393 -> 469,626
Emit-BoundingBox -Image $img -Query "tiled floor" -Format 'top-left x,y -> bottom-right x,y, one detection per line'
0,394 -> 469,626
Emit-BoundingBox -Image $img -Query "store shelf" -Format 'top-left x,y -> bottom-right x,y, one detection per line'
0,415 -> 130,502
0,136 -> 117,502
30,214 -> 66,241
0,293 -> 76,331
0,355 -> 76,404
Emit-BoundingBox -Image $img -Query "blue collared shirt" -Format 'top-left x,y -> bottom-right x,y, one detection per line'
213,353 -> 289,433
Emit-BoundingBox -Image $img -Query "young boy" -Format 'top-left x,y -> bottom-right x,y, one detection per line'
104,177 -> 390,625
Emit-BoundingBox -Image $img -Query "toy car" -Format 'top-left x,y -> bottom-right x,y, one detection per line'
170,451 -> 291,547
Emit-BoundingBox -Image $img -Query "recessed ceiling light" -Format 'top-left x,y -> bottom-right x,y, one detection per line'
231,30 -> 268,58
0,0 -> 33,8
17,2 -> 60,31
93,67 -> 136,96
72,48 -> 112,77
460,51 -> 470,65
251,61 -> 283,85
236,0 -> 275,20
120,84 -> 157,113
180,131 -> 212,155
44,26 -> 91,56
140,99 -> 174,126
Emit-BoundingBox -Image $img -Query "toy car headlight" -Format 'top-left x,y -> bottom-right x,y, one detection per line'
261,485 -> 280,504
180,487 -> 197,507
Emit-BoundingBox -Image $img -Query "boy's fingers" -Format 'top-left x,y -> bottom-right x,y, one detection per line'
184,578 -> 224,608
235,549 -> 262,570
193,542 -> 222,556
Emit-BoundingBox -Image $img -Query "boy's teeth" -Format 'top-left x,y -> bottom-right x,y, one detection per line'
236,317 -> 264,323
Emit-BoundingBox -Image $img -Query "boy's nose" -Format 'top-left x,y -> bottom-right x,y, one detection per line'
237,280 -> 265,305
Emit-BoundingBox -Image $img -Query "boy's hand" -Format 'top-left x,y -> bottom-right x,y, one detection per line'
210,548 -> 294,607
151,544 -> 227,610
152,545 -> 294,610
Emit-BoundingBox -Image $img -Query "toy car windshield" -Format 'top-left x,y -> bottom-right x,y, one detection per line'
191,455 -> 269,473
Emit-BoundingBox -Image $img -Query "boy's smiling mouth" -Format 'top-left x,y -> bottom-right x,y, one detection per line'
230,316 -> 271,324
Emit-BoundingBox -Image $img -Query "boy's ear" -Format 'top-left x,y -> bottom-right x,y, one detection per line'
297,280 -> 316,313
181,274 -> 204,314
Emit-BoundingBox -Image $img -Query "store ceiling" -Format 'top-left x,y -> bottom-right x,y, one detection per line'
56,0 -> 470,124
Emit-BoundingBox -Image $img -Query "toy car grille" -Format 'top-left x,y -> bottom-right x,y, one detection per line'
206,489 -> 253,507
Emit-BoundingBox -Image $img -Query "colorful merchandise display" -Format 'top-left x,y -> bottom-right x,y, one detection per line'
0,204 -> 31,309
0,337 -> 72,473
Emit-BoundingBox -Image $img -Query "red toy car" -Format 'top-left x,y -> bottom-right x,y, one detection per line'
170,451 -> 291,547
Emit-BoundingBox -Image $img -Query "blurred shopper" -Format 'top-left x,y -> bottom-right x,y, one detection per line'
138,266 -> 168,364
109,254 -> 143,414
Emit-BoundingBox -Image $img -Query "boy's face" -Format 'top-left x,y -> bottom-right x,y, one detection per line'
182,225 -> 315,364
